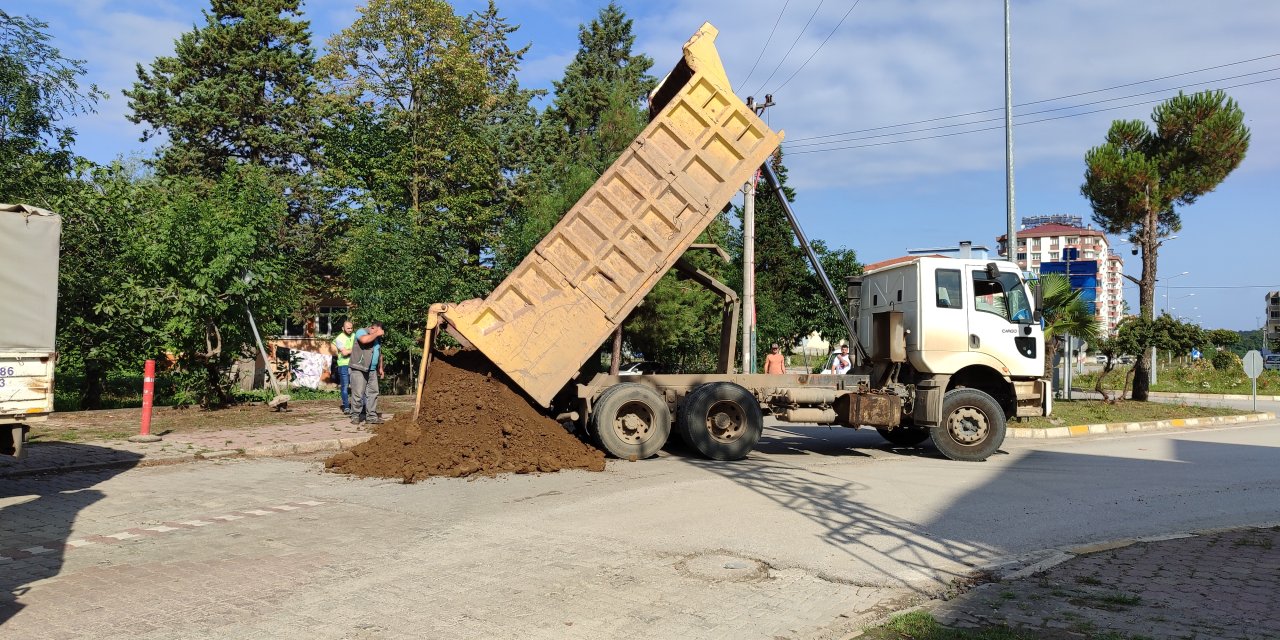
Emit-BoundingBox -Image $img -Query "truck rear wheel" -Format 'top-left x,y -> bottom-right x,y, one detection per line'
590,383 -> 671,460
678,383 -> 763,461
931,388 -> 1005,462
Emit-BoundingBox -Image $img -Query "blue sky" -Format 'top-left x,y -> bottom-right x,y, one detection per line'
13,0 -> 1280,331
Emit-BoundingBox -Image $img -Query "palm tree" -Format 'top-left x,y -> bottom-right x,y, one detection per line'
1033,273 -> 1102,378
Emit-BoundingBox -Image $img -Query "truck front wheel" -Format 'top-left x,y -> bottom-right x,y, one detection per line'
590,383 -> 671,460
678,382 -> 763,461
931,388 -> 1005,462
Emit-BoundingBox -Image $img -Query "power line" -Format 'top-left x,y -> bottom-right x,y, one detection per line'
787,75 -> 1280,154
789,52 -> 1280,143
773,0 -> 864,93
739,0 -> 791,92
1123,284 -> 1280,290
753,0 -> 825,97
787,66 -> 1280,149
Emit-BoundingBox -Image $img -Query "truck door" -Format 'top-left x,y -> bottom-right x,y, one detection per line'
967,269 -> 1037,369
929,267 -> 969,355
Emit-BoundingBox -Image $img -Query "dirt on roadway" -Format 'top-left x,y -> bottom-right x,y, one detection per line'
326,349 -> 604,481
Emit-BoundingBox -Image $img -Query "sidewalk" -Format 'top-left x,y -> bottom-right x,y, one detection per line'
928,524 -> 1280,639
0,413 -> 376,478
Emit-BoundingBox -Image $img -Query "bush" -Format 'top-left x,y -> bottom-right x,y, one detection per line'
1212,350 -> 1242,372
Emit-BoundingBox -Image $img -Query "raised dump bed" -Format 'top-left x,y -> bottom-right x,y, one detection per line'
435,23 -> 784,408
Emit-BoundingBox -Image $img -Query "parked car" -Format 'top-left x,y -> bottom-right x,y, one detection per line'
618,361 -> 666,376
1264,354 -> 1280,371
1117,355 -> 1137,365
1095,354 -> 1109,364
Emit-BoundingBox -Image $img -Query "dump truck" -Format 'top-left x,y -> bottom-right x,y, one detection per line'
1,204 -> 61,459
420,23 -> 1050,462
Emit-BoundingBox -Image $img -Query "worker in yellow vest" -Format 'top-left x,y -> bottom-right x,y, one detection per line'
333,320 -> 354,415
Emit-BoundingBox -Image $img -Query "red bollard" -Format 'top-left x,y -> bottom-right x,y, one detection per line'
129,359 -> 162,443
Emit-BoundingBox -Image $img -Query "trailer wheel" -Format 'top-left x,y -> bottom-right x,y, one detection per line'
678,383 -> 763,461
590,383 -> 671,460
876,425 -> 930,447
931,388 -> 1005,462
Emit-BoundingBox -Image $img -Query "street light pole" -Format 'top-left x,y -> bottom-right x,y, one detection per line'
1003,0 -> 1017,264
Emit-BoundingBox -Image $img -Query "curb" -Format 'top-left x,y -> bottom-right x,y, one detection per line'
1008,411 -> 1276,439
0,435 -> 373,479
1072,388 -> 1280,402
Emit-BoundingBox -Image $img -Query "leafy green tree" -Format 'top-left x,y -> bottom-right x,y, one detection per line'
125,0 -> 319,179
624,215 -> 736,373
0,10 -> 104,204
801,241 -> 862,351
1204,328 -> 1240,349
744,153 -> 832,353
124,0 -> 328,303
320,0 -> 537,379
106,165 -> 299,408
50,161 -> 148,409
1081,90 -> 1249,399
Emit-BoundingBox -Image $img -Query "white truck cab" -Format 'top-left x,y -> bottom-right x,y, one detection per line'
855,256 -> 1050,437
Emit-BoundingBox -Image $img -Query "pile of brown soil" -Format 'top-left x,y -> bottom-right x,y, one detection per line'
325,349 -> 604,481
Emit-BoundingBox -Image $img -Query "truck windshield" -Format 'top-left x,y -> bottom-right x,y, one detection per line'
972,271 -> 1033,323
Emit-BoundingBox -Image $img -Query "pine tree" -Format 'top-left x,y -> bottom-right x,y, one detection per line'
1081,90 -> 1249,400
545,2 -> 655,171
124,0 -> 319,179
500,3 -> 656,272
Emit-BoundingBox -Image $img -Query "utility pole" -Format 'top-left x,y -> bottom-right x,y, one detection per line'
743,174 -> 756,374
743,94 -> 774,374
1003,0 -> 1018,266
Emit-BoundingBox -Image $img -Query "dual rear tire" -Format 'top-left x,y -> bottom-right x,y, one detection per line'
589,382 -> 763,461
676,382 -> 763,461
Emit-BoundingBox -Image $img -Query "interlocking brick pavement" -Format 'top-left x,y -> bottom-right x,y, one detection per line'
932,525 -> 1280,639
0,414 -> 374,478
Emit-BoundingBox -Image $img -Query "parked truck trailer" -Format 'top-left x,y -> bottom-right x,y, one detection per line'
420,23 -> 1049,463
1,204 -> 61,458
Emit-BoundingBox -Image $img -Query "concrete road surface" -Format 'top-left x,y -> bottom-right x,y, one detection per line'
3,419 -> 1278,639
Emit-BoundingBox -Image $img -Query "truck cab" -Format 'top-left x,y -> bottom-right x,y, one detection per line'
855,256 -> 1050,434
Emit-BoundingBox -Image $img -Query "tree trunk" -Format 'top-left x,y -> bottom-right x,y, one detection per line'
1095,362 -> 1113,403
609,327 -> 622,375
1132,196 -> 1160,401
82,361 -> 105,411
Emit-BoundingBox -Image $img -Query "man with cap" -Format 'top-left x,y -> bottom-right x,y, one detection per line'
764,343 -> 786,374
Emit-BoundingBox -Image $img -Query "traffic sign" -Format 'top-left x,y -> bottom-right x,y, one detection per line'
1243,350 -> 1263,412
1243,350 -> 1264,378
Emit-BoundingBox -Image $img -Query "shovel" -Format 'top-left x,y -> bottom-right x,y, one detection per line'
245,304 -> 290,410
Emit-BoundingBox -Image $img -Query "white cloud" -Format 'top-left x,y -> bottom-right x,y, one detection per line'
625,0 -> 1280,190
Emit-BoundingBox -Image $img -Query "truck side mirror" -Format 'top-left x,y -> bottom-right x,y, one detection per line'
1032,278 -> 1044,323
985,262 -> 999,279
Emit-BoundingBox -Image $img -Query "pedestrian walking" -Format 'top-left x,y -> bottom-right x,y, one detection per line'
349,321 -> 385,425
333,320 -> 354,415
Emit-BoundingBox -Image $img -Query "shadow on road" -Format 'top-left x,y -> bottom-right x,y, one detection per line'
0,445 -> 141,626
680,425 -> 1280,598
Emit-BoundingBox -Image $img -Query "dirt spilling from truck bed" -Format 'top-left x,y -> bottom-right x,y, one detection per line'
325,349 -> 604,481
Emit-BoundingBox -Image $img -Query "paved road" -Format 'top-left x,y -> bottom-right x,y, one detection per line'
3,419 -> 1278,639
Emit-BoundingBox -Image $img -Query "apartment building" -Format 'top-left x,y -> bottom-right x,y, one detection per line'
1266,291 -> 1280,346
997,215 -> 1125,335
